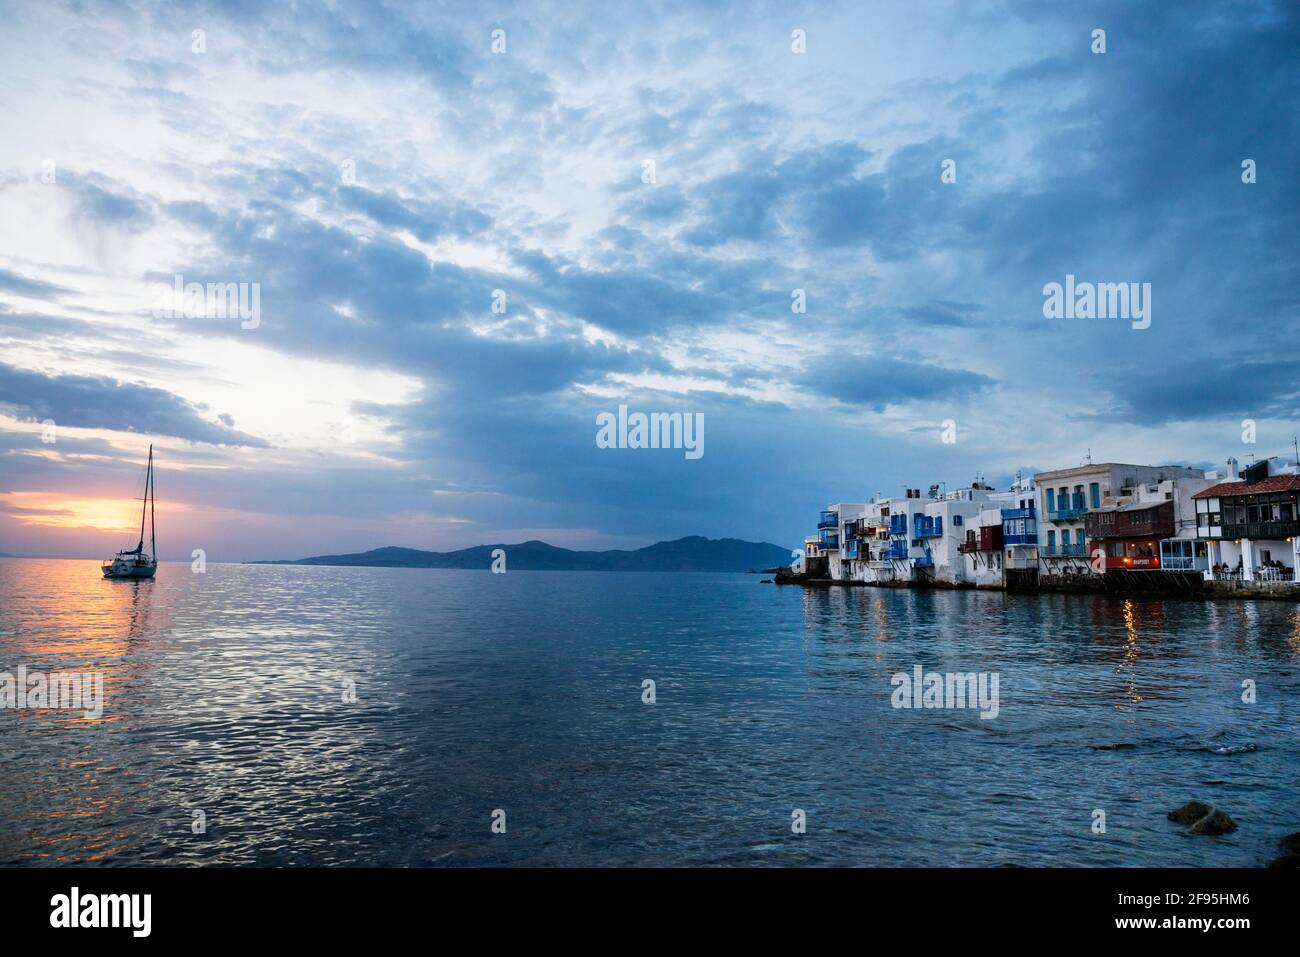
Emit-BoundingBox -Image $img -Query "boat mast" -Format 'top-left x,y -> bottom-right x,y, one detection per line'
137,444 -> 152,553
149,446 -> 156,561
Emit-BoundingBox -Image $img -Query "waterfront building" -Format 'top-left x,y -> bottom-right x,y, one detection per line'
872,489 -> 925,583
844,499 -> 891,582
1193,456 -> 1300,582
959,503 -> 1006,587
1084,474 -> 1214,573
917,483 -> 999,585
1034,461 -> 1204,580
819,502 -> 866,581
796,455 -> 1300,594
803,535 -> 821,560
999,475 -> 1040,587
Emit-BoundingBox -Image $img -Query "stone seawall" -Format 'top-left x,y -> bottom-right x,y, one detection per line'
771,568 -> 1298,600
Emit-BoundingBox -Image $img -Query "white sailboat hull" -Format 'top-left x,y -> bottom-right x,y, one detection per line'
102,559 -> 157,579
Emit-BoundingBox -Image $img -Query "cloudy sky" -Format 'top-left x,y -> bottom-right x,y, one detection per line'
0,0 -> 1296,561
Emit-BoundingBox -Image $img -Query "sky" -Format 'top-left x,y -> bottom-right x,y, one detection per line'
0,0 -> 1297,561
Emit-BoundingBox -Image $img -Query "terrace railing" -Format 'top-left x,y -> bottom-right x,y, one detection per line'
1039,543 -> 1088,558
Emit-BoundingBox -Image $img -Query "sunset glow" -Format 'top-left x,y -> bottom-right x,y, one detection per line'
0,492 -> 169,532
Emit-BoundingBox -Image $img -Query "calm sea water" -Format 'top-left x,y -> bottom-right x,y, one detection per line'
1,558 -> 1298,867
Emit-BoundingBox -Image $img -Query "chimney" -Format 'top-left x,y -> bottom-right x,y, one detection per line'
1226,457 -> 1239,481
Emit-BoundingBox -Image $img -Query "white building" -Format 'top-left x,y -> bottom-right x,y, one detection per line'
844,498 -> 891,583
1194,456 -> 1300,582
818,502 -> 866,581
852,490 -> 928,584
1034,461 -> 1203,579
960,503 -> 1009,587
917,483 -> 1000,585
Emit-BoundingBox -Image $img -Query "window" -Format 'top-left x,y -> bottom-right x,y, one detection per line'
1047,530 -> 1056,547
1090,482 -> 1100,508
1046,489 -> 1056,511
1062,530 -> 1071,546
953,514 -> 962,526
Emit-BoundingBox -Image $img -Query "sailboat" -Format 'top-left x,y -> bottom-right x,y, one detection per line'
102,445 -> 158,579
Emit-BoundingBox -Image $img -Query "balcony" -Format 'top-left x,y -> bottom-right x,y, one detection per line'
1040,543 -> 1088,558
885,542 -> 910,560
1087,518 -> 1175,540
843,540 -> 859,559
818,534 -> 840,550
914,553 -> 934,568
888,515 -> 908,535
1002,507 -> 1037,546
959,525 -> 1003,553
817,510 -> 837,530
1047,507 -> 1086,523
1218,520 -> 1300,540
1086,503 -> 1175,541
915,516 -> 944,538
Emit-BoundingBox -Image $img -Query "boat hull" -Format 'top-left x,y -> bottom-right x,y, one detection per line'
102,563 -> 157,579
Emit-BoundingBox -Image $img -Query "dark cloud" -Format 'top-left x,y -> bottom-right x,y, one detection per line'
0,268 -> 70,298
0,363 -> 268,447
902,301 -> 982,328
63,172 -> 154,230
337,186 -> 491,242
798,356 -> 996,411
1080,357 -> 1300,426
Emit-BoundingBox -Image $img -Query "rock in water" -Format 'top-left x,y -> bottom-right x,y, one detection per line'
1189,809 -> 1237,835
1279,832 -> 1300,856
1168,801 -> 1212,824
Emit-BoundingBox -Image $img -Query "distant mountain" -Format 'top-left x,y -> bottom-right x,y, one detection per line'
0,551 -> 15,558
254,536 -> 791,573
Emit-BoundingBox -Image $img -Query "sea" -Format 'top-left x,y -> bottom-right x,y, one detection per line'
1,558 -> 1297,866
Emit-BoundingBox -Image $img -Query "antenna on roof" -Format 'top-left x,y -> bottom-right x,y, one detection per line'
1084,447 -> 1093,466
1293,435 -> 1299,467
